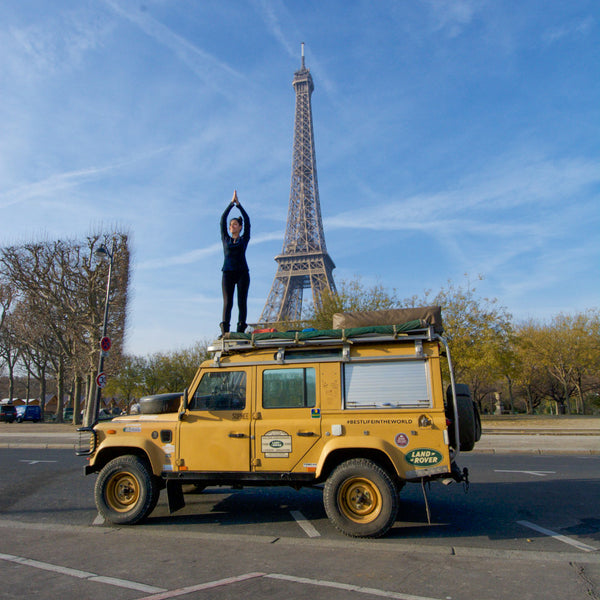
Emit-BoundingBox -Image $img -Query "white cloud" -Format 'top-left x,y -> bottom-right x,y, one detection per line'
102,0 -> 246,93
542,16 -> 595,44
137,230 -> 284,271
424,0 -> 479,37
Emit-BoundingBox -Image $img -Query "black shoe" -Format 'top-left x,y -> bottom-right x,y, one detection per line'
236,322 -> 247,333
219,322 -> 230,338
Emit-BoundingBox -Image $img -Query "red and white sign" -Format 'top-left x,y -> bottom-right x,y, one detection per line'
96,372 -> 107,389
394,433 -> 410,448
100,337 -> 112,352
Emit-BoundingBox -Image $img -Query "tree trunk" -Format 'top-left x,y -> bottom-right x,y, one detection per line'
525,388 -> 533,415
563,382 -> 571,415
83,370 -> 96,427
73,376 -> 82,425
39,367 -> 47,421
56,360 -> 65,423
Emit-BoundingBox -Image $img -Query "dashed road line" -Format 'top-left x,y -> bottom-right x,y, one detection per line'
517,520 -> 598,552
495,469 -> 555,477
0,552 -> 166,593
290,509 -> 321,537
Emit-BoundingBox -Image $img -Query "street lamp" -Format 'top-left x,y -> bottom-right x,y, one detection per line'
85,241 -> 115,427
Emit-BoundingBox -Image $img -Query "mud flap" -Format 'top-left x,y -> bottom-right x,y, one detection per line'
166,480 -> 185,514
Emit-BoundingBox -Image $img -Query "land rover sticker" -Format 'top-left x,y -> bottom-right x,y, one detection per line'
394,433 -> 409,448
261,430 -> 292,457
405,448 -> 443,466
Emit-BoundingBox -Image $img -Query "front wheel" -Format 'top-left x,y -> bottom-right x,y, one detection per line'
323,458 -> 399,538
95,455 -> 159,525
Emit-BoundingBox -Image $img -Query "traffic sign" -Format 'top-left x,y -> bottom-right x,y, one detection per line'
100,337 -> 112,352
96,372 -> 107,389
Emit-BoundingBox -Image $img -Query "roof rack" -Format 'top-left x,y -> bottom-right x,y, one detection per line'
208,321 -> 438,354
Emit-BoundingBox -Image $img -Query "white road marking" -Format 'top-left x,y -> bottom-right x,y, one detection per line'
19,460 -> 58,465
0,552 -> 166,593
92,513 -> 105,526
290,509 -> 320,537
267,573 -> 445,600
0,553 -> 454,600
494,470 -> 555,477
517,520 -> 598,552
135,572 -> 266,600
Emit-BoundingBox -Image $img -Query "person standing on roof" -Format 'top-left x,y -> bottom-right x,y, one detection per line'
220,190 -> 251,336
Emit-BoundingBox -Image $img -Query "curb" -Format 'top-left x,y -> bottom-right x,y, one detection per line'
0,443 -> 75,450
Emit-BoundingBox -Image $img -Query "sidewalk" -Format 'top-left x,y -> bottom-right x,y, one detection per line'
1,418 -> 599,453
475,415 -> 600,454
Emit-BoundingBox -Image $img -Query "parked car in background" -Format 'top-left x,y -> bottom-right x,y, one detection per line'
63,407 -> 74,421
16,405 -> 42,423
0,404 -> 17,423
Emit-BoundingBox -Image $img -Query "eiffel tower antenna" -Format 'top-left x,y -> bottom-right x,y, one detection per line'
259,44 -> 337,326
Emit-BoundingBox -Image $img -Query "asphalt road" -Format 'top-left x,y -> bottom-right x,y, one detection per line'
0,448 -> 599,600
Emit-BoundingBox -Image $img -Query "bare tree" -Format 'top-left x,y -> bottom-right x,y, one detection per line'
0,311 -> 20,400
0,232 -> 130,421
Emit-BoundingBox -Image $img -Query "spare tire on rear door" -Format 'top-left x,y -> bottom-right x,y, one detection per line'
445,384 -> 481,452
139,393 -> 182,415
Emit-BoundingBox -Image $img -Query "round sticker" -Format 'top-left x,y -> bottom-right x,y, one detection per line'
394,433 -> 409,448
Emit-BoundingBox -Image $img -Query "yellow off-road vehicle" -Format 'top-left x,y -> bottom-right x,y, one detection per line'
78,307 -> 480,538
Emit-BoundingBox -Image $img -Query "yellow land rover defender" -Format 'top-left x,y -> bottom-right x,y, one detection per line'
78,307 -> 481,538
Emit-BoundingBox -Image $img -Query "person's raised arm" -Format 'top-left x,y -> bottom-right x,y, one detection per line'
237,202 -> 250,240
220,192 -> 236,240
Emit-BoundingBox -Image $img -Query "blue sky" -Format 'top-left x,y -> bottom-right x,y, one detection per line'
1,0 -> 598,356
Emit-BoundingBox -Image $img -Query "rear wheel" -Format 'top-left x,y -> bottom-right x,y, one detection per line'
95,455 -> 159,525
323,458 -> 398,538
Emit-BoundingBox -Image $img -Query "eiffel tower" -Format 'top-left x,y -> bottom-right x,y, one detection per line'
259,44 -> 336,325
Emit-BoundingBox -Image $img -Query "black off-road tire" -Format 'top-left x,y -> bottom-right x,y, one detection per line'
323,458 -> 399,538
95,455 -> 159,525
446,384 -> 479,452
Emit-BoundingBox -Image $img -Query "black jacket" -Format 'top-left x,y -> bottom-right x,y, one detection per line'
220,202 -> 250,272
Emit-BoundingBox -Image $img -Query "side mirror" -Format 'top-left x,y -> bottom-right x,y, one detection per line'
179,388 -> 189,421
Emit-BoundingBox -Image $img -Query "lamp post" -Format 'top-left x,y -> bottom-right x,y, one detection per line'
85,240 -> 115,427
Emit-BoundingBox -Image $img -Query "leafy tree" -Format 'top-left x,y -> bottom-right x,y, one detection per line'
103,354 -> 146,406
308,277 -> 400,330
308,275 -> 514,409
518,310 -> 600,414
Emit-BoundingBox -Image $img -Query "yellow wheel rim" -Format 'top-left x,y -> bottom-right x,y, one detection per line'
105,471 -> 140,512
338,477 -> 382,523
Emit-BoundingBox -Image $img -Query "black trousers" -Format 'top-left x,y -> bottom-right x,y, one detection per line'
222,270 -> 250,327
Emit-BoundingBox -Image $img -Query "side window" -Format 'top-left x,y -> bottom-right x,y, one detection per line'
190,371 -> 246,411
263,368 -> 316,409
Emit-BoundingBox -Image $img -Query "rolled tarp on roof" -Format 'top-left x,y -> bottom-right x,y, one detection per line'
332,306 -> 443,334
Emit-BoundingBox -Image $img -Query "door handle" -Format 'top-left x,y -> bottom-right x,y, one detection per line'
228,432 -> 245,438
297,431 -> 316,437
